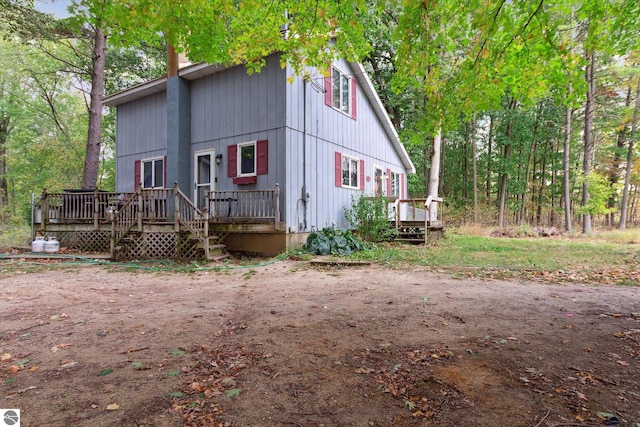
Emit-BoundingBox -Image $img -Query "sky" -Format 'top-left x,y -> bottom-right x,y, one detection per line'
34,0 -> 71,18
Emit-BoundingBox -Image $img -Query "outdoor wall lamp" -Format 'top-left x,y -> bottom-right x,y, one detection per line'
215,153 -> 223,165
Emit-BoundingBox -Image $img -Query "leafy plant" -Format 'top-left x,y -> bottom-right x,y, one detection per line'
304,227 -> 371,256
344,194 -> 396,242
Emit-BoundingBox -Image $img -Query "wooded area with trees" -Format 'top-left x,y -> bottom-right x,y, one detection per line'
1,0 -> 638,232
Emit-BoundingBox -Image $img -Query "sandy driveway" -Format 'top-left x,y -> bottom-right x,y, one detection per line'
1,259 -> 639,426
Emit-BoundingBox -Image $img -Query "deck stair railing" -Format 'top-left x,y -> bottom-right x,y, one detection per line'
110,186 -> 142,254
389,196 -> 444,243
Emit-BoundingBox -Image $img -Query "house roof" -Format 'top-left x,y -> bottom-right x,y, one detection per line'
102,61 -> 415,175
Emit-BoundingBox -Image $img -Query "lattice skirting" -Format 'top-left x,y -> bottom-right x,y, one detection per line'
56,230 -> 111,252
117,232 -> 203,261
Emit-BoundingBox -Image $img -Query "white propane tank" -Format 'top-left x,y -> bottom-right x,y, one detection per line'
44,236 -> 60,253
32,236 -> 46,253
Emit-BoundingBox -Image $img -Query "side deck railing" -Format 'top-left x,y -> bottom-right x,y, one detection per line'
208,183 -> 280,230
388,197 -> 444,226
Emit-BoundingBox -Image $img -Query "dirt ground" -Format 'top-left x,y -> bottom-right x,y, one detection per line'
1,258 -> 639,427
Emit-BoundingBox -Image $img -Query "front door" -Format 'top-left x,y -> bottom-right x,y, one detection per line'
374,166 -> 383,197
194,150 -> 215,211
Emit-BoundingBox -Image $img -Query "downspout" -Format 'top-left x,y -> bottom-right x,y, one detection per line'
301,78 -> 308,230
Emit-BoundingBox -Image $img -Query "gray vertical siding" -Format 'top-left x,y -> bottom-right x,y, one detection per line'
115,91 -> 167,192
189,54 -> 288,205
284,60 -> 410,231
114,55 -> 410,233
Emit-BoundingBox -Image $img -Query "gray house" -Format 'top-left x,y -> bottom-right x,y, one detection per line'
102,53 -> 415,255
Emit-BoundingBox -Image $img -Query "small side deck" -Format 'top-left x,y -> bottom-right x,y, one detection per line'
388,196 -> 444,243
33,184 -> 283,260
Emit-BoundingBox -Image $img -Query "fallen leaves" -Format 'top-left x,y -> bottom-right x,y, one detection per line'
171,344 -> 255,426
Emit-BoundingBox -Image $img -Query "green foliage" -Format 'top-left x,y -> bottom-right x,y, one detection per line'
304,227 -> 370,256
576,172 -> 617,216
344,194 -> 396,242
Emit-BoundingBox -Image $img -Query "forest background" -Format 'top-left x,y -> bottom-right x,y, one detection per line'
1,0 -> 639,239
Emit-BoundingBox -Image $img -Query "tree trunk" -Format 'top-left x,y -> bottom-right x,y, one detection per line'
81,26 -> 106,190
471,117 -> 478,224
563,93 -> 573,233
619,75 -> 640,230
518,104 -> 540,225
462,127 -> 468,205
0,80 -> 15,213
498,98 -> 516,228
428,126 -> 442,221
486,114 -> 494,203
608,87 -> 632,226
581,50 -> 596,235
536,142 -> 548,226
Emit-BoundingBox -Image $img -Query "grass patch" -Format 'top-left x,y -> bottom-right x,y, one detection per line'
351,231 -> 639,285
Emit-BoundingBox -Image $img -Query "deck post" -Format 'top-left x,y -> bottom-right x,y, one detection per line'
93,188 -> 99,230
137,185 -> 143,231
173,182 -> 180,232
274,183 -> 280,231
110,210 -> 116,259
204,188 -> 210,260
41,189 -> 48,234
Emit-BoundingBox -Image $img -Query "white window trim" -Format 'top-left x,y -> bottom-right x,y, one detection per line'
331,66 -> 351,116
237,141 -> 257,177
142,156 -> 164,189
389,170 -> 401,198
341,154 -> 360,190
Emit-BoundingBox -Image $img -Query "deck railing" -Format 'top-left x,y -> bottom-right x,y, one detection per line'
37,184 -> 281,231
207,184 -> 280,230
390,196 -> 444,226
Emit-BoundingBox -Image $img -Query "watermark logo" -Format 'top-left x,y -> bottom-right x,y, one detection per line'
1,409 -> 20,427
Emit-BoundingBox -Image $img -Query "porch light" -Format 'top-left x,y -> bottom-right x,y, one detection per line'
215,153 -> 223,165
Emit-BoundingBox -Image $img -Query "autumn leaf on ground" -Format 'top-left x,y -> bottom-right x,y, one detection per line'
106,403 -> 120,410
1,353 -> 11,362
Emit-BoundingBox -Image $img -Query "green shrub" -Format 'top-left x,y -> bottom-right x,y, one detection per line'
344,194 -> 396,242
304,227 -> 371,256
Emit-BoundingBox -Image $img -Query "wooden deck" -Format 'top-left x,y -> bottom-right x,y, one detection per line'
34,183 -> 282,260
388,196 -> 444,243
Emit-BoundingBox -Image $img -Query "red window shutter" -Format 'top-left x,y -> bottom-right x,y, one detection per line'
350,77 -> 357,120
401,173 -> 405,199
163,155 -> 167,188
134,160 -> 141,190
334,151 -> 342,187
227,144 -> 237,178
256,139 -> 268,175
359,159 -> 365,190
324,69 -> 332,107
386,168 -> 391,196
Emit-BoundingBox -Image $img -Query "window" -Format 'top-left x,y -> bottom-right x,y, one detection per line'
335,151 -> 363,190
135,157 -> 165,190
325,66 -> 357,119
332,67 -> 351,114
238,142 -> 256,176
390,171 -> 401,198
227,140 -> 268,185
342,155 -> 359,188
